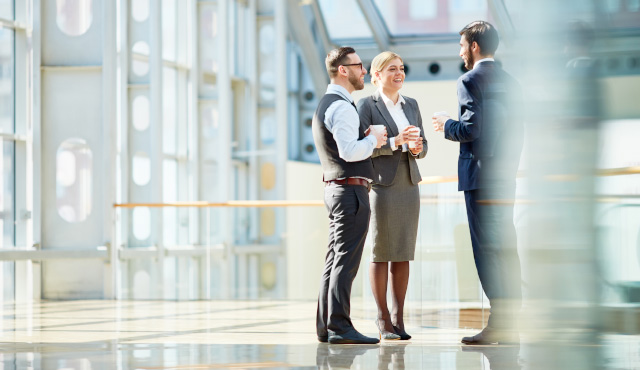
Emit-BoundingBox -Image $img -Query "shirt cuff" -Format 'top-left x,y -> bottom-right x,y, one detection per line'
390,137 -> 397,151
366,135 -> 377,148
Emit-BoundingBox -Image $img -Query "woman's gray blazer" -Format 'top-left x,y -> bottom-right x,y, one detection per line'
357,91 -> 428,186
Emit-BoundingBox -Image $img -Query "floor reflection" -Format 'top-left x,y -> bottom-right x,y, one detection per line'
0,300 -> 638,369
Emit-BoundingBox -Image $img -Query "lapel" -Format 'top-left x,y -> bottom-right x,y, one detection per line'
401,98 -> 416,128
373,90 -> 400,137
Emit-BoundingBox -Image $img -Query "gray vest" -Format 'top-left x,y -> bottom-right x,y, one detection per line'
312,94 -> 375,181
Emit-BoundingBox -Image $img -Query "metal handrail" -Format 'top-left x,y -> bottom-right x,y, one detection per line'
112,166 -> 640,208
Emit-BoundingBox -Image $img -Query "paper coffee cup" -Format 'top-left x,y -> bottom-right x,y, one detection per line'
370,125 -> 386,135
433,111 -> 449,117
407,127 -> 421,148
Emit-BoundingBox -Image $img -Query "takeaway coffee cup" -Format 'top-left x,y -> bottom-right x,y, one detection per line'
369,125 -> 386,136
407,126 -> 421,148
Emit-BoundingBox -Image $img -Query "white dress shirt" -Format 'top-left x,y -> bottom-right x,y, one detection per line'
379,89 -> 410,152
324,84 -> 377,162
473,57 -> 494,69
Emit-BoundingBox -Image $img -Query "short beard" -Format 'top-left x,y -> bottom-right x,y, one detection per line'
464,46 -> 474,71
348,71 -> 364,91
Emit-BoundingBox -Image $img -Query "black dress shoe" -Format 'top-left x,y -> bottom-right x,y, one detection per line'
392,325 -> 411,340
461,326 -> 519,345
328,328 -> 380,344
318,336 -> 328,343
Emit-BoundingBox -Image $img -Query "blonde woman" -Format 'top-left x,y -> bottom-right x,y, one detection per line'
357,51 -> 427,340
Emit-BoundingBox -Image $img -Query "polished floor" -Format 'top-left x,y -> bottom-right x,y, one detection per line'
0,300 -> 638,369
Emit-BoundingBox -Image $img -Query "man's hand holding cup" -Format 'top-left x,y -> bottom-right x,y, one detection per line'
366,124 -> 388,149
432,111 -> 450,132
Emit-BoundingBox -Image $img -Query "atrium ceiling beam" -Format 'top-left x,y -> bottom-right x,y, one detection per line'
488,0 -> 516,47
355,0 -> 389,52
288,0 -> 329,98
309,0 -> 333,55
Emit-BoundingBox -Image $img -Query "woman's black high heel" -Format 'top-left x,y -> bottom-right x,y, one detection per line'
392,325 -> 411,340
375,319 -> 401,340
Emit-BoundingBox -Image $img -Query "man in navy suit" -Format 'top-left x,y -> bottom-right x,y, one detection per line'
432,21 -> 524,345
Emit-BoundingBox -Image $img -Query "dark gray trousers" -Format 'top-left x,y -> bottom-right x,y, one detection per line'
316,183 -> 371,337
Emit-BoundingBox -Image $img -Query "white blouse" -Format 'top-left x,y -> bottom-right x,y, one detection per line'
379,89 -> 411,152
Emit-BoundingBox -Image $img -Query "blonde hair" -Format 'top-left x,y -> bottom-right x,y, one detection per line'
369,51 -> 403,86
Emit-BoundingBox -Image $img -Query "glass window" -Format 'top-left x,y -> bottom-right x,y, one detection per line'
56,0 -> 93,37
132,151 -> 150,186
373,0 -> 491,36
1,140 -> 14,248
132,95 -> 150,131
163,67 -> 177,155
0,0 -> 12,20
0,28 -> 14,134
56,138 -> 92,223
131,41 -> 150,77
318,0 -> 373,39
199,4 -> 218,73
162,0 -> 177,61
163,159 -> 177,246
131,0 -> 149,22
132,207 -> 151,240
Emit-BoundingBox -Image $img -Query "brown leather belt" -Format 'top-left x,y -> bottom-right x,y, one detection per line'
326,177 -> 370,187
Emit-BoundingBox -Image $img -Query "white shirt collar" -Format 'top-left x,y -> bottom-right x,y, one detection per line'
326,84 -> 353,103
473,57 -> 494,69
378,89 -> 405,107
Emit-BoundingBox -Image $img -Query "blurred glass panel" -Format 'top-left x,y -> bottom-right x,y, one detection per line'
132,206 -> 151,241
56,0 -> 93,37
163,159 -> 177,246
163,67 -> 177,155
56,138 -> 92,223
131,0 -> 149,23
132,94 -> 150,131
162,0 -> 176,61
0,28 -> 13,134
318,0 -> 373,39
132,151 -> 150,186
131,41 -> 150,77
373,0 -> 490,36
0,0 -> 12,19
1,140 -> 14,248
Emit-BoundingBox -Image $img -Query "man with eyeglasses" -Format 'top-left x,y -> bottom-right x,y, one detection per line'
313,46 -> 387,344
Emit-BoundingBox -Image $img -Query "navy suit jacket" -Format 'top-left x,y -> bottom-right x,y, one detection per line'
444,61 -> 523,191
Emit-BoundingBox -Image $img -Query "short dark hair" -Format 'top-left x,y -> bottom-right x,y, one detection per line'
325,46 -> 356,78
459,21 -> 499,56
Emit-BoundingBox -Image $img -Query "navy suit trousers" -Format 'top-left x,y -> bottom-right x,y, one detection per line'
464,187 -> 522,329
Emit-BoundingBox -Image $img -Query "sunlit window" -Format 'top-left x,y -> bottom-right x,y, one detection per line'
132,207 -> 151,240
131,0 -> 149,22
56,0 -> 93,37
56,138 -> 92,223
132,95 -> 150,131
318,0 -> 373,39
132,152 -> 151,186
132,41 -> 150,76
1,140 -> 14,248
0,28 -> 14,134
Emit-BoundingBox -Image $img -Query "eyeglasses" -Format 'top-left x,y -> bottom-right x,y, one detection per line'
341,63 -> 363,70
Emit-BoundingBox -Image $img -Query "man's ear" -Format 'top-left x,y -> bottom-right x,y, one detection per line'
471,41 -> 481,54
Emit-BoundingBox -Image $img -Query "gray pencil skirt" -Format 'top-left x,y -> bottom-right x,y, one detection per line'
370,152 -> 420,262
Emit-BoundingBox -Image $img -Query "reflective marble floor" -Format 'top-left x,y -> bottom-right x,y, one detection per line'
0,300 -> 638,369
